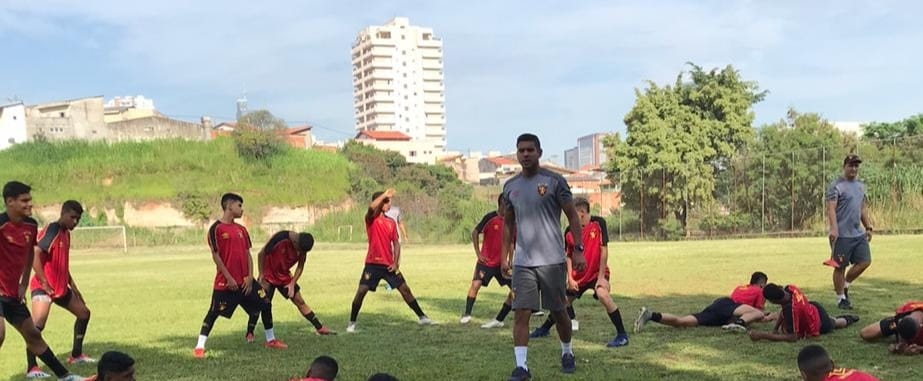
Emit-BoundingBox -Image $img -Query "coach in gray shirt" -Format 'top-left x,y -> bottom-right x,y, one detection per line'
500,133 -> 586,380
824,154 -> 873,310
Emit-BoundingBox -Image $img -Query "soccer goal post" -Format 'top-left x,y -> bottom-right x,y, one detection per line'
71,225 -> 128,253
336,225 -> 354,242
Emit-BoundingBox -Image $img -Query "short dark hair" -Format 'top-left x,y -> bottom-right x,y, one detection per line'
220,193 -> 243,210
574,198 -> 590,212
97,351 -> 135,381
371,191 -> 390,204
762,283 -> 785,302
749,271 -> 768,285
368,374 -> 399,381
897,316 -> 920,342
797,345 -> 833,378
308,355 -> 338,380
62,200 -> 84,215
3,181 -> 31,201
516,133 -> 541,150
298,233 -> 315,253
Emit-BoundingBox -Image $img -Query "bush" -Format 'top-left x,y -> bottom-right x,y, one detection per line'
232,126 -> 286,161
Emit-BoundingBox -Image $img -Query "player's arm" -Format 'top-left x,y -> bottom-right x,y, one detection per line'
389,239 -> 402,272
562,200 -> 585,272
32,245 -> 52,293
825,184 -> 839,240
398,221 -> 409,244
19,244 -> 35,300
748,330 -> 799,342
471,228 -> 481,257
366,188 -> 395,224
860,194 -> 873,241
500,206 -> 516,276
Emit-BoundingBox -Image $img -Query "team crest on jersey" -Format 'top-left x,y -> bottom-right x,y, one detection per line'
493,224 -> 500,230
238,231 -> 244,238
4,235 -> 13,243
23,232 -> 32,243
589,231 -> 597,239
221,232 -> 230,239
537,184 -> 548,196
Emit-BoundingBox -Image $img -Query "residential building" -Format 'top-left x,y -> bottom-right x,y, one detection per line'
565,171 -> 621,216
577,133 -> 609,170
564,146 -> 579,170
0,102 -> 27,150
352,17 -> 445,164
25,96 -> 107,141
106,115 -> 209,142
104,95 -> 155,110
354,130 -> 433,160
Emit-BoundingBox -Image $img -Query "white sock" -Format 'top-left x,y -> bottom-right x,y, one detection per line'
196,335 -> 208,349
844,282 -> 851,289
561,341 -> 573,355
837,294 -> 846,301
514,346 -> 528,370
264,328 -> 275,342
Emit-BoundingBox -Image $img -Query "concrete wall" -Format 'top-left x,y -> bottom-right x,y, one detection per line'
106,115 -> 209,142
26,97 -> 107,141
0,103 -> 27,150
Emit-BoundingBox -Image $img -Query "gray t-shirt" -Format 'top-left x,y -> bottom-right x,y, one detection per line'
385,207 -> 402,239
826,177 -> 866,238
502,168 -> 573,267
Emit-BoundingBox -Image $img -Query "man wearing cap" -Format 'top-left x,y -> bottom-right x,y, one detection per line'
823,154 -> 873,310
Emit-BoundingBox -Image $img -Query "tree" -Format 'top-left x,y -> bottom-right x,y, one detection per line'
232,110 -> 287,160
605,63 -> 764,237
238,110 -> 288,130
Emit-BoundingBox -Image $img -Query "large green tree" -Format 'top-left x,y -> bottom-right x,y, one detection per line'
605,64 -> 765,237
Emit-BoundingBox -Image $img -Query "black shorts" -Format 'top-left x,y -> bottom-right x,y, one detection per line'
693,297 -> 741,327
265,283 -> 301,301
473,263 -> 510,288
830,236 -> 871,267
359,264 -> 406,292
812,301 -> 834,335
209,280 -> 269,319
31,288 -> 74,308
567,276 -> 610,299
0,296 -> 32,326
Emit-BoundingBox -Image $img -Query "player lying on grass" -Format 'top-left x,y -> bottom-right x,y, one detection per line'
748,284 -> 859,342
859,300 -> 923,355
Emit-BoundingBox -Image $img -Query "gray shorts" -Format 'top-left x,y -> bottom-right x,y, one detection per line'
511,263 -> 568,312
830,236 -> 871,267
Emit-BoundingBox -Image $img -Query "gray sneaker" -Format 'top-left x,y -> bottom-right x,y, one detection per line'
634,307 -> 653,333
561,353 -> 576,374
508,366 -> 531,381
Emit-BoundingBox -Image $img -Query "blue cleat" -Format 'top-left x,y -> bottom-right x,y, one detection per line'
508,366 -> 531,381
606,334 -> 629,348
561,353 -> 576,374
529,327 -> 550,338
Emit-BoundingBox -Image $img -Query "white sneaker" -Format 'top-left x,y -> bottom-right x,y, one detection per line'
58,375 -> 86,381
26,367 -> 51,379
419,316 -> 435,325
481,319 -> 505,329
571,319 -> 580,331
346,322 -> 357,333
722,323 -> 747,333
532,310 -> 546,317
459,315 -> 472,324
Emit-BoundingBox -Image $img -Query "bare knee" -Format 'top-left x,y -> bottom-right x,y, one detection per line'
859,324 -> 882,341
77,307 -> 91,321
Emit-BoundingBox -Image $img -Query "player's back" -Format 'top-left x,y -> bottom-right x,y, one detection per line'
824,368 -> 879,381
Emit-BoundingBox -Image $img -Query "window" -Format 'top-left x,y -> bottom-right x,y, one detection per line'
405,117 -> 409,122
12,116 -> 16,120
409,150 -> 417,157
404,95 -> 408,100
59,112 -> 65,118
404,106 -> 409,111
402,50 -> 406,55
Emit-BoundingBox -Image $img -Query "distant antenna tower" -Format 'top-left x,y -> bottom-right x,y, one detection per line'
236,90 -> 248,120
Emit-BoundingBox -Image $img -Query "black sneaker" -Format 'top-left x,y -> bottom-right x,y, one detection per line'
508,366 -> 531,381
838,298 -> 853,310
838,314 -> 860,326
561,353 -> 576,374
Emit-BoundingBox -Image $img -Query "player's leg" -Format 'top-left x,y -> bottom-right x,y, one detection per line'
348,285 -> 371,332
539,263 -> 576,374
462,266 -> 485,323
289,286 -> 331,334
509,266 -> 539,380
481,290 -> 512,329
596,285 -> 629,347
831,237 -> 852,309
26,293 -> 53,375
13,310 -> 78,379
195,291 -> 234,357
722,304 -> 764,332
844,238 -> 871,302
635,306 -> 699,331
395,277 -> 432,324
61,290 -> 94,363
243,285 -> 284,348
814,301 -> 857,332
860,318 -> 892,341
532,296 -> 575,338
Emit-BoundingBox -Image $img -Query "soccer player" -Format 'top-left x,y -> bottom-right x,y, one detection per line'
251,230 -> 333,336
859,301 -> 923,355
346,189 -> 433,333
634,272 -> 773,333
193,193 -> 284,359
748,283 -> 859,342
0,181 -> 85,381
290,355 -> 338,381
824,154 -> 873,310
502,133 -> 587,380
26,201 -> 96,379
529,198 -> 629,347
797,345 -> 879,381
461,195 -> 514,328
84,351 -> 135,381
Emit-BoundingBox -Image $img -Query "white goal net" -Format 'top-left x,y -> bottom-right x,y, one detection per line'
71,226 -> 128,253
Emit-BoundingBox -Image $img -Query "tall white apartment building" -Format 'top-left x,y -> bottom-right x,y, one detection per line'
352,17 -> 446,163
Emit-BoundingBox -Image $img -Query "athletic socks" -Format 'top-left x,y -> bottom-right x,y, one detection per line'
72,318 -> 89,357
464,297 -> 476,316
303,311 -> 324,330
651,312 -> 663,322
514,346 -> 528,370
196,335 -> 208,349
566,306 -> 576,320
37,348 -> 69,378
609,309 -> 627,335
561,341 -> 573,355
407,299 -> 426,317
496,303 -> 512,322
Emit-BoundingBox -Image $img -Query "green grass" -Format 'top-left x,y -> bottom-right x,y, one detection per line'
2,236 -> 922,380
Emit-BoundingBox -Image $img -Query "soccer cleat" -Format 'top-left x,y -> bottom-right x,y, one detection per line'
193,348 -> 206,359
346,322 -> 357,333
571,319 -> 580,332
57,375 -> 86,381
634,307 -> 652,333
419,316 -> 435,326
508,366 -> 532,381
481,319 -> 505,329
245,332 -> 255,343
838,298 -> 853,310
722,323 -> 748,333
838,314 -> 861,326
315,326 -> 336,335
606,334 -> 629,348
822,258 -> 840,268
460,315 -> 472,324
529,327 -> 550,338
561,353 -> 576,374
67,354 -> 97,364
264,339 -> 288,349
26,366 -> 51,379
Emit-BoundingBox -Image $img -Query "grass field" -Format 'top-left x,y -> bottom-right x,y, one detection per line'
2,236 -> 921,381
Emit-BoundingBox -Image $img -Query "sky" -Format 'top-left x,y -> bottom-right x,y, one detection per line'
2,1 -> 922,159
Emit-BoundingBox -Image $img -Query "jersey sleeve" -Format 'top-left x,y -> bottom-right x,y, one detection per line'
264,231 -> 289,255
207,221 -> 220,253
754,291 -> 765,310
242,226 -> 253,249
36,223 -> 62,253
782,305 -> 794,334
555,175 -> 574,205
475,211 -> 497,233
825,181 -> 839,201
591,216 -> 609,245
501,184 -> 514,212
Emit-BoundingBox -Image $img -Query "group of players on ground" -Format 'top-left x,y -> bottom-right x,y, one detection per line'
1,136 -> 920,380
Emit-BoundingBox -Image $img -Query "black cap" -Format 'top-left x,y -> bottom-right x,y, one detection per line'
844,154 -> 862,165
